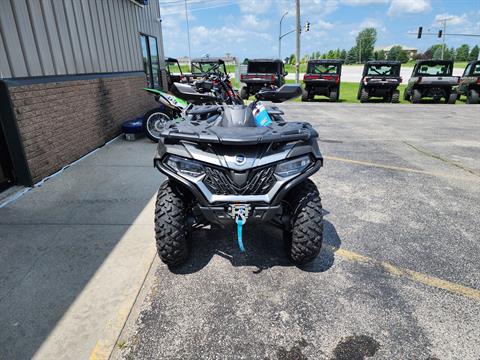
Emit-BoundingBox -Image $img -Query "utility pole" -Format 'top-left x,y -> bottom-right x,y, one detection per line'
279,11 -> 289,59
184,0 -> 192,66
439,18 -> 451,60
358,37 -> 362,63
295,0 -> 300,83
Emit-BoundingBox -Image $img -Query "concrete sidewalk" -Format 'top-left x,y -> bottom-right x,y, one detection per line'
0,137 -> 162,360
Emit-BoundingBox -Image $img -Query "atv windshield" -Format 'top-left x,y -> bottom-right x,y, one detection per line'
191,62 -> 226,75
415,63 -> 453,76
166,61 -> 182,75
366,65 -> 400,76
307,63 -> 339,74
247,62 -> 278,73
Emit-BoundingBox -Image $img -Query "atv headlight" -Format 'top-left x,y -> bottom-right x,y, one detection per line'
166,155 -> 204,178
275,155 -> 312,178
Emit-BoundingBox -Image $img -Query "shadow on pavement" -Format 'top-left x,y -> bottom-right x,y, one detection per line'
172,217 -> 341,275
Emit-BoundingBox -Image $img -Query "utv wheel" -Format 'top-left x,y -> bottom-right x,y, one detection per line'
467,89 -> 479,104
403,90 -> 411,102
391,90 -> 400,103
446,91 -> 457,104
240,86 -> 249,100
329,90 -> 338,102
412,89 -> 422,104
154,181 -> 190,267
301,89 -> 309,102
360,88 -> 369,103
143,109 -> 171,142
284,180 -> 323,265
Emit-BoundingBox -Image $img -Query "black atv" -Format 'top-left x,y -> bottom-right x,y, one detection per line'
165,57 -> 191,91
153,85 -> 324,267
404,60 -> 458,104
190,57 -> 228,81
302,60 -> 342,102
239,59 -> 287,99
457,60 -> 480,104
357,61 -> 402,103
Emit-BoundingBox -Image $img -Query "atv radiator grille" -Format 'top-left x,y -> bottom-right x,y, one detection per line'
203,166 -> 276,195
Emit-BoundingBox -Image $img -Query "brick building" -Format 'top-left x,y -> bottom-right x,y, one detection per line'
0,0 -> 166,191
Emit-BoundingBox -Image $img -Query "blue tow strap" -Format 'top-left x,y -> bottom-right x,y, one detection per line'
236,216 -> 246,252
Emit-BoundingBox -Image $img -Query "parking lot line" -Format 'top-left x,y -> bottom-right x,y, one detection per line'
327,245 -> 480,302
324,155 -> 462,178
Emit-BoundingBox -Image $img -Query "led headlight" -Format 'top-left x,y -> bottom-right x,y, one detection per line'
166,155 -> 204,178
275,155 -> 312,178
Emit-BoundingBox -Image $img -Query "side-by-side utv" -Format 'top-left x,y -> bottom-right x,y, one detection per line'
357,61 -> 402,103
239,59 -> 287,99
302,60 -> 342,102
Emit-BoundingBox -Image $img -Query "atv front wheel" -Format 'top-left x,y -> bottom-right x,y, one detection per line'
240,86 -> 249,100
412,89 -> 422,104
284,180 -> 323,265
391,90 -> 400,103
467,89 -> 479,104
154,181 -> 190,267
360,88 -> 369,103
143,109 -> 171,142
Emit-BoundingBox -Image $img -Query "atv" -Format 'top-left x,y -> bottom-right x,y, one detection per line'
153,85 -> 324,267
302,60 -> 342,102
457,60 -> 480,104
357,61 -> 402,103
239,59 -> 287,99
190,57 -> 228,81
404,60 -> 458,104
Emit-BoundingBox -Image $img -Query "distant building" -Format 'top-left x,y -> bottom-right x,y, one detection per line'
0,0 -> 165,191
375,45 -> 418,60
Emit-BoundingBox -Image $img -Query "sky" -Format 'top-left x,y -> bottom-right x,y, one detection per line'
159,0 -> 480,59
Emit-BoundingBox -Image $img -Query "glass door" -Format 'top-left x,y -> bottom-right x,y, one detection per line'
140,34 -> 160,89
0,121 -> 14,192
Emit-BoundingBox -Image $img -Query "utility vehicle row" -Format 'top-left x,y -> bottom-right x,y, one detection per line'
164,57 -> 480,104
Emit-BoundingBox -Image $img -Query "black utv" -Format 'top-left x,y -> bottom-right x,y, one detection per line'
165,57 -> 190,91
190,57 -> 228,81
302,60 -> 342,102
239,59 -> 287,99
457,60 -> 480,104
404,60 -> 458,104
357,61 -> 402,103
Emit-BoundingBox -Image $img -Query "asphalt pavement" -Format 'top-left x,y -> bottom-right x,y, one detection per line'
115,103 -> 480,360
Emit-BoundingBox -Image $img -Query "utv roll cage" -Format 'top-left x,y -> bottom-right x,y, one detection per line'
306,59 -> 343,74
412,60 -> 454,76
190,58 -> 228,77
362,61 -> 401,77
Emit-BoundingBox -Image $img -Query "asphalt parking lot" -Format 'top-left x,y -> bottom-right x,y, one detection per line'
114,103 -> 480,360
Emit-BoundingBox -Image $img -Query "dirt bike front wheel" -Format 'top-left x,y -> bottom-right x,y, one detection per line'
143,110 -> 171,142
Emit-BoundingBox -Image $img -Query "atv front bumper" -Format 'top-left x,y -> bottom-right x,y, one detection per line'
194,204 -> 283,225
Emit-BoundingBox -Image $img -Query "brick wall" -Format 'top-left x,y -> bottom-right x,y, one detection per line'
8,74 -> 157,183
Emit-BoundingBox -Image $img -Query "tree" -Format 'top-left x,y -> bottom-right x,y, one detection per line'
433,47 -> 442,60
374,50 -> 386,60
456,44 -> 470,62
242,58 -> 249,65
387,46 -> 409,63
289,54 -> 296,65
469,45 -> 479,61
356,28 -> 377,63
345,47 -> 358,64
425,44 -> 443,60
340,49 -> 347,61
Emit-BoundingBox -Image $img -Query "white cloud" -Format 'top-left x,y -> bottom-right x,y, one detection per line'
237,0 -> 272,14
349,18 -> 386,35
317,19 -> 334,30
341,0 -> 389,5
388,0 -> 431,17
241,14 -> 270,30
434,13 -> 468,26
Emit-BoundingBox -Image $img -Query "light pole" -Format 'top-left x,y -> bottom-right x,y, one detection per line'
184,0 -> 192,66
279,11 -> 288,59
438,17 -> 453,60
295,0 -> 300,83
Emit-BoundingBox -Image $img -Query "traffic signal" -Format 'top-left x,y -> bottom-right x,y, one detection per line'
438,30 -> 443,38
417,26 -> 423,39
305,22 -> 310,32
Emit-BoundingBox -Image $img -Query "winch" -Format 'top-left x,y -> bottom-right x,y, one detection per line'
228,204 -> 251,252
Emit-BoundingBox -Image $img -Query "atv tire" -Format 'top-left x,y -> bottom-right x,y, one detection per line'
467,89 -> 479,104
329,90 -> 338,102
154,181 -> 190,267
412,89 -> 422,104
446,91 -> 457,104
240,86 -> 249,100
284,180 -> 323,265
403,90 -> 411,101
301,89 -> 309,102
391,90 -> 400,103
360,88 -> 369,103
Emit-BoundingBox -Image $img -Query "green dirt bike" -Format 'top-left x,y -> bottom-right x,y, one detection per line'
142,89 -> 188,142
